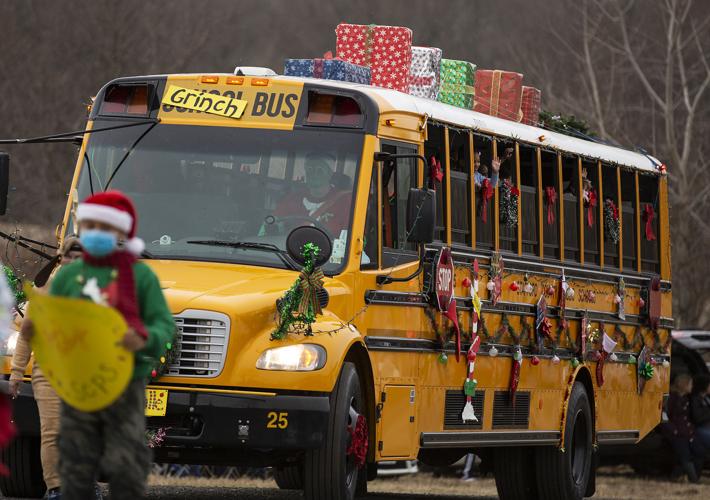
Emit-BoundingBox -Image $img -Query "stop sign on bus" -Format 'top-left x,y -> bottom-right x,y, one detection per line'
435,247 -> 455,312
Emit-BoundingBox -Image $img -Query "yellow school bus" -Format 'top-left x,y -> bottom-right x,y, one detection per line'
2,68 -> 671,500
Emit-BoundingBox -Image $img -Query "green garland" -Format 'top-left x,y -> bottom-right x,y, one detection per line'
271,243 -> 323,340
499,179 -> 519,228
150,339 -> 179,381
2,265 -> 27,307
539,110 -> 596,138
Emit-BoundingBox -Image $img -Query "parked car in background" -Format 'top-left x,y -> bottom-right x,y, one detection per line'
599,333 -> 710,475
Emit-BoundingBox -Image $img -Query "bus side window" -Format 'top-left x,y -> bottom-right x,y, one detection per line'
498,139 -> 517,253
562,156 -> 580,262
381,143 -> 418,267
602,163 -> 619,268
474,134 -> 495,250
449,128 -> 471,246
541,151 -> 560,259
620,169 -> 637,271
519,144 -> 539,256
425,124 -> 446,242
582,160 -> 600,265
639,174 -> 660,273
361,167 -> 379,270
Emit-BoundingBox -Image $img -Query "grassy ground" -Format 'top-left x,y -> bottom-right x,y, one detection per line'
148,467 -> 710,499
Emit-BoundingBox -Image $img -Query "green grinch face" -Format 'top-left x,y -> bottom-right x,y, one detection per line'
304,157 -> 333,191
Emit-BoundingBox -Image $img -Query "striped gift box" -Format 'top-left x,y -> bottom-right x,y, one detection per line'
521,86 -> 542,126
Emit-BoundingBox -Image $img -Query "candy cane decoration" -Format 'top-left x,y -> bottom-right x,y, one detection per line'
462,334 -> 481,422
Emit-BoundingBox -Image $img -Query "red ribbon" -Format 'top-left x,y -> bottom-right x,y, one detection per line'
540,317 -> 553,340
480,178 -> 493,223
586,189 -> 597,228
596,350 -> 608,387
444,299 -> 461,362
643,204 -> 656,241
430,156 -> 443,186
545,186 -> 557,225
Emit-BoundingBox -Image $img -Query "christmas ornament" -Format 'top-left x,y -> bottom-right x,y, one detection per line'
438,352 -> 448,364
552,354 -> 561,364
571,358 -> 580,368
604,199 -> 620,244
499,179 -> 520,228
487,281 -> 495,291
271,243 -> 324,340
628,355 -> 637,364
565,286 -> 575,300
523,283 -> 534,295
546,285 -> 555,296
531,355 -> 540,366
488,345 -> 499,357
509,281 -> 520,292
610,353 -> 618,362
662,359 -> 670,368
461,335 -> 481,422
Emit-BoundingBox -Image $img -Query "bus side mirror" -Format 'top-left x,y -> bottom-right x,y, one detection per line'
0,153 -> 9,216
406,188 -> 436,244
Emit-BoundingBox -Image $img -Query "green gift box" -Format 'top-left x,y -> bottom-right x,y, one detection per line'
437,59 -> 476,109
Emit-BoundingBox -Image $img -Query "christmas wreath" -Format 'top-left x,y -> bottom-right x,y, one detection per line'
499,179 -> 520,228
604,199 -> 620,244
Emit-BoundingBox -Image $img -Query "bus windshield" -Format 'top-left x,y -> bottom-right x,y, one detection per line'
76,120 -> 364,273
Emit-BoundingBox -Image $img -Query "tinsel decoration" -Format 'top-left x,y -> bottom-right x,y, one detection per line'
145,427 -> 167,448
271,243 -> 324,340
150,341 -> 178,381
346,414 -> 368,468
2,265 -> 27,307
604,199 -> 620,245
499,178 -> 520,228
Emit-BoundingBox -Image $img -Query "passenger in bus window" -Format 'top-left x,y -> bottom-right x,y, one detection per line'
273,152 -> 350,236
473,150 -> 503,187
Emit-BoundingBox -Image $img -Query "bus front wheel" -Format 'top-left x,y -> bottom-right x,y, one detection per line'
303,362 -> 367,500
535,382 -> 594,500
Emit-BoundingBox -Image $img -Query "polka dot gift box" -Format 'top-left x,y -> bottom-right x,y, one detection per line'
335,23 -> 413,93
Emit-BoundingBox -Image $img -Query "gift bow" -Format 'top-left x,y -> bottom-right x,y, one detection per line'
480,178 -> 494,223
298,267 -> 325,316
586,189 -> 598,228
643,204 -> 656,241
430,156 -> 443,186
640,362 -> 654,380
545,186 -> 557,225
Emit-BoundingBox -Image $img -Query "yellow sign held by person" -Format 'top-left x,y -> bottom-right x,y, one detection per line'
26,287 -> 133,412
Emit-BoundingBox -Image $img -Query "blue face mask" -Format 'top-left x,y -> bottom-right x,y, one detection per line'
80,230 -> 118,257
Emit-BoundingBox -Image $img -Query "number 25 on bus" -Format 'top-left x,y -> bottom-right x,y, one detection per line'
1,67 -> 671,500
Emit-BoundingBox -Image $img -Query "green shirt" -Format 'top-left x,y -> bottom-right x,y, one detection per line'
50,259 -> 175,380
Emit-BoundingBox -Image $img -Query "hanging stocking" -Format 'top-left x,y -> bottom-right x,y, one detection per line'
510,346 -> 522,407
461,334 -> 481,422
429,156 -> 443,187
596,332 -> 617,387
586,189 -> 597,227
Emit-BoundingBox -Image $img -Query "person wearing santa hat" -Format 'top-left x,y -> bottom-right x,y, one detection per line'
25,190 -> 175,500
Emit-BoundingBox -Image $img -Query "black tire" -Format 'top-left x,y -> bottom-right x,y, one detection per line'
304,362 -> 367,500
273,464 -> 303,490
535,382 -> 593,500
0,435 -> 46,498
493,447 -> 539,500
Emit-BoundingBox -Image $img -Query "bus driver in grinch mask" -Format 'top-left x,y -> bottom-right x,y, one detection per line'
273,152 -> 350,236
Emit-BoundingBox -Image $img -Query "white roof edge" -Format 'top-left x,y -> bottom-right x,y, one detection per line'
275,76 -> 664,174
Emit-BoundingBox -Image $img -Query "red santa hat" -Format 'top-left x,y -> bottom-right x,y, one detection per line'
76,190 -> 145,255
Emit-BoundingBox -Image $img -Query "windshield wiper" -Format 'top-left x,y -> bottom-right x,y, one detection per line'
186,240 -> 297,270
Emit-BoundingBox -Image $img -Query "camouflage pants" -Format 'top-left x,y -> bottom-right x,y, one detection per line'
59,378 -> 151,500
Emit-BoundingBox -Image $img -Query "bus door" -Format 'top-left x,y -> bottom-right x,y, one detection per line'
359,139 -> 426,458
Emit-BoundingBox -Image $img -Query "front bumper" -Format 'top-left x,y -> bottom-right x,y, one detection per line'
146,386 -> 330,450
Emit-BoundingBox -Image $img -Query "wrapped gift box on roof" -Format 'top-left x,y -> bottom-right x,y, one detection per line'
335,23 -> 413,92
437,59 -> 476,109
284,57 -> 371,84
473,69 -> 524,122
521,86 -> 542,126
409,46 -> 442,99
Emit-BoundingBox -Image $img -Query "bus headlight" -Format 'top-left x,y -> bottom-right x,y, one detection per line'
3,331 -> 20,356
256,344 -> 326,371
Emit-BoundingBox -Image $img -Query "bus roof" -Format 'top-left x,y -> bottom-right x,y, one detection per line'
276,75 -> 663,174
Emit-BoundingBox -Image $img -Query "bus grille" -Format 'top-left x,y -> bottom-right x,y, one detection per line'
492,391 -> 530,429
444,390 -> 484,430
168,310 -> 230,377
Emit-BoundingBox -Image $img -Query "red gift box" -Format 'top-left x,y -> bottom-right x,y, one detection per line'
521,86 -> 541,126
335,23 -> 413,92
473,69 -> 524,122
